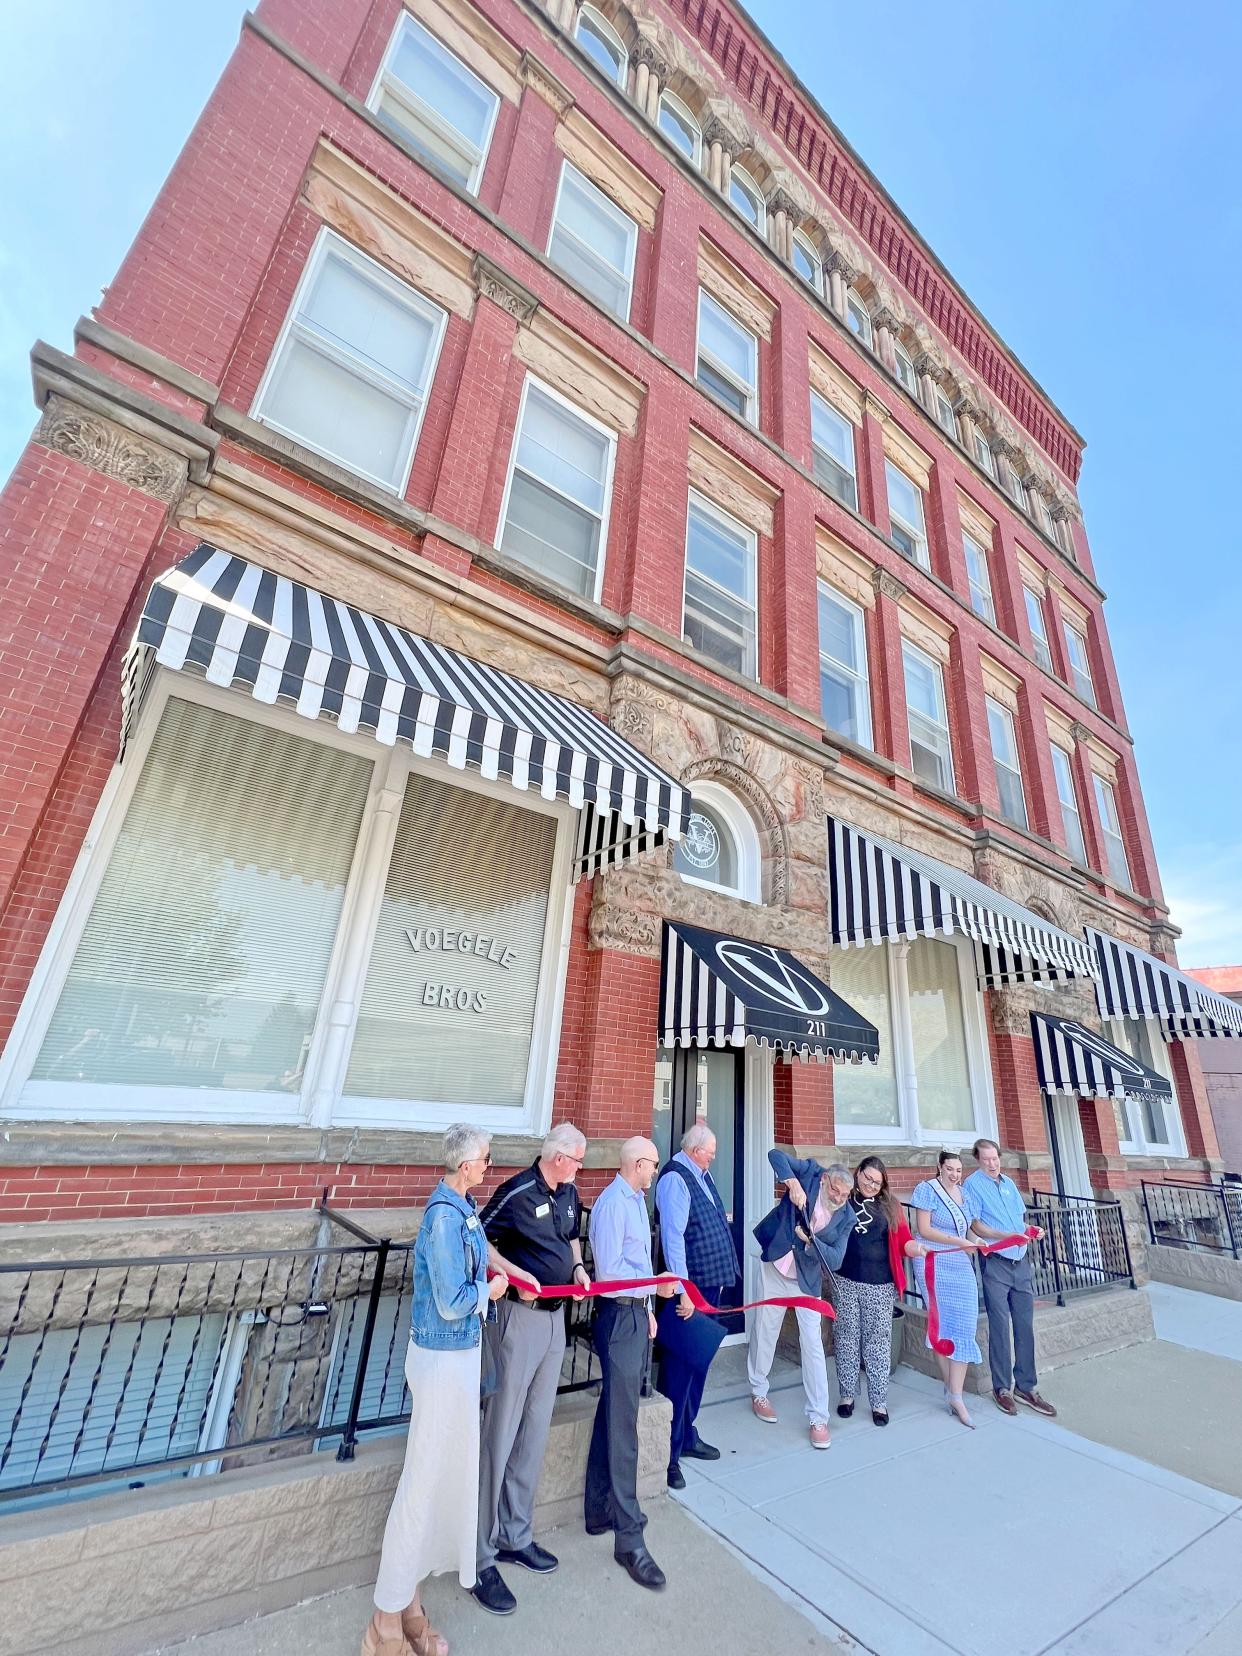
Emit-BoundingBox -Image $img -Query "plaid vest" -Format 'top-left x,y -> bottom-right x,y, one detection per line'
659,1158 -> 739,1288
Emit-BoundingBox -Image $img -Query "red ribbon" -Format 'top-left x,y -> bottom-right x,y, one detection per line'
494,1270 -> 835,1321
923,1229 -> 1039,1356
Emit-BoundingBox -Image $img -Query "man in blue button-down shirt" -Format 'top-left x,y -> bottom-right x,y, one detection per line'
966,1138 -> 1057,1419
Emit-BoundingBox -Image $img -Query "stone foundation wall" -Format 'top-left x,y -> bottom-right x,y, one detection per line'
1146,1244 -> 1242,1302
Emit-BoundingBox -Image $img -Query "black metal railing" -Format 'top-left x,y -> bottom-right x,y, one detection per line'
1142,1179 -> 1242,1258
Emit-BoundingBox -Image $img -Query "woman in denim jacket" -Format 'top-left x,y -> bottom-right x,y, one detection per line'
363,1124 -> 510,1656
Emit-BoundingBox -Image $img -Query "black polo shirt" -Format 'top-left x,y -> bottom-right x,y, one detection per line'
480,1160 -> 580,1291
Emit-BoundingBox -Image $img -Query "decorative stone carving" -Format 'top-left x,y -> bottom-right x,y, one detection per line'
473,253 -> 539,324
701,106 -> 751,155
1069,721 -> 1090,744
612,699 -> 655,745
872,566 -> 906,602
792,760 -> 825,821
589,902 -> 661,957
716,721 -> 755,768
767,186 -> 801,224
520,50 -> 574,116
629,35 -> 672,79
36,394 -> 187,504
680,754 -> 791,908
913,351 -> 944,383
824,249 -> 857,284
863,390 -> 891,425
872,306 -> 903,336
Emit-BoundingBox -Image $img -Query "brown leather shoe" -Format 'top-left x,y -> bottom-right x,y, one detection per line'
1014,1388 -> 1057,1418
992,1389 -> 1018,1416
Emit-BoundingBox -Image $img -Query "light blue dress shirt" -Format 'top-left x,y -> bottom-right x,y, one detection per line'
588,1173 -> 654,1297
654,1151 -> 710,1278
964,1168 -> 1030,1260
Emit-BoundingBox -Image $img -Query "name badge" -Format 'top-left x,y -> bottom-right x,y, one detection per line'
534,1202 -> 551,1218
465,1215 -> 479,1230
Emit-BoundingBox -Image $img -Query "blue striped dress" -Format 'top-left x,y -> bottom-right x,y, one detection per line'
909,1179 -> 982,1363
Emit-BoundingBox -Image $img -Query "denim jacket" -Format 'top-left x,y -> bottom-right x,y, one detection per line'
411,1180 -> 489,1351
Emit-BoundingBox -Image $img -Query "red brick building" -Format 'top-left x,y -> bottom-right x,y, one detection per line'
1,0 -> 1234,1284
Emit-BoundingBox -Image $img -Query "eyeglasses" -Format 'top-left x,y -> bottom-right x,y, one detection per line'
635,1156 -> 659,1168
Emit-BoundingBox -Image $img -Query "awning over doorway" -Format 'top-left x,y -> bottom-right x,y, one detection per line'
121,545 -> 689,880
659,920 -> 880,1063
1030,1011 -> 1173,1102
1087,927 -> 1242,1040
827,816 -> 1098,985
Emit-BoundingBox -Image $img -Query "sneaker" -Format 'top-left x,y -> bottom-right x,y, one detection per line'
993,1389 -> 1018,1416
471,1565 -> 517,1616
752,1396 -> 778,1424
1015,1388 -> 1057,1418
809,1422 -> 831,1450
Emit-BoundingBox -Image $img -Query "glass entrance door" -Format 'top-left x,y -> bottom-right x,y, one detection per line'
652,1046 -> 746,1330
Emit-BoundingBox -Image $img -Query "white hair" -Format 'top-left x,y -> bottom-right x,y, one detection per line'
619,1135 -> 655,1171
681,1122 -> 716,1153
542,1121 -> 587,1159
825,1162 -> 851,1183
443,1123 -> 490,1171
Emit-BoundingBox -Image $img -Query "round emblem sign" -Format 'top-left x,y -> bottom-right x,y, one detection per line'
714,939 -> 831,1017
680,811 -> 721,871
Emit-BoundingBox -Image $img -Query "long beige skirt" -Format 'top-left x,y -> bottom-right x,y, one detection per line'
372,1336 -> 481,1611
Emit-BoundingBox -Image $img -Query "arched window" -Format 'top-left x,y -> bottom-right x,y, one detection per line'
893,342 -> 918,395
657,91 -> 701,164
729,165 -> 766,234
672,782 -> 761,900
845,288 -> 872,347
791,231 -> 822,294
574,5 -> 627,87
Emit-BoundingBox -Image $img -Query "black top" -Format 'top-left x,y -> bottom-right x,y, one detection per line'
840,1196 -> 891,1285
480,1160 -> 581,1298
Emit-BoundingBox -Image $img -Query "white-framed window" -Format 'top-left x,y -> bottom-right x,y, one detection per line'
1063,620 -> 1096,706
810,391 -> 858,511
792,232 -> 822,293
1024,584 -> 1053,672
986,698 -> 1027,829
252,229 -> 448,495
657,91 -> 701,163
0,680 -> 578,1134
546,161 -> 638,320
933,388 -> 957,436
894,342 -> 919,395
672,781 -> 761,900
1109,1017 -> 1184,1156
683,491 -> 758,678
366,13 -> 500,194
729,164 -> 766,233
1006,461 -> 1027,509
832,935 -> 997,1145
696,289 -> 758,423
1031,491 -> 1054,537
885,460 -> 929,569
498,377 -> 616,600
974,431 -> 996,476
1092,773 -> 1131,889
962,532 -> 995,624
817,584 -> 871,748
574,5 -> 627,86
845,288 -> 872,346
1050,742 -> 1086,864
903,640 -> 954,794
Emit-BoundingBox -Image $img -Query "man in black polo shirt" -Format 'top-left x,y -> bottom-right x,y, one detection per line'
472,1122 -> 590,1616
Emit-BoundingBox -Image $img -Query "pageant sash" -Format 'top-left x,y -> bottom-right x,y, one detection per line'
923,1228 -> 1040,1355
496,1270 -> 835,1321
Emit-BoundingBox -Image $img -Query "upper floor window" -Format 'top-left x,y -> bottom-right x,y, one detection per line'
1006,461 -> 1027,509
1032,491 -> 1056,538
1063,620 -> 1096,706
729,165 -> 766,233
885,461 -> 929,570
673,782 -> 761,900
1092,774 -> 1131,888
902,640 -> 954,793
254,230 -> 447,495
933,388 -> 957,436
657,91 -> 701,163
817,585 -> 871,747
683,493 -> 757,678
962,532 -> 995,624
499,378 -> 615,600
810,392 -> 858,511
1023,584 -> 1053,672
846,289 -> 872,346
1050,743 -> 1086,864
894,343 -> 919,395
574,5 -> 627,86
696,290 -> 758,424
974,431 -> 996,476
792,232 -> 822,293
368,14 -> 500,194
985,698 -> 1027,829
547,162 -> 637,321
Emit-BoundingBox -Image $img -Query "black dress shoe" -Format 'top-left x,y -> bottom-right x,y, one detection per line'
682,1436 -> 720,1461
836,1400 -> 855,1419
498,1541 -> 559,1573
871,1409 -> 890,1427
471,1566 -> 516,1615
585,1516 -> 612,1536
615,1546 -> 667,1590
667,1462 -> 686,1489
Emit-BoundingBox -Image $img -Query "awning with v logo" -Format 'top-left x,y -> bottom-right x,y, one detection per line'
1031,1012 -> 1173,1102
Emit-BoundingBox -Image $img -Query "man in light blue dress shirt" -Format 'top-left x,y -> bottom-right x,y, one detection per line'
966,1138 -> 1057,1418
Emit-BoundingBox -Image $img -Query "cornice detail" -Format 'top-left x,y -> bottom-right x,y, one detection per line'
36,393 -> 188,504
473,252 -> 539,324
521,50 -> 574,116
872,567 -> 907,602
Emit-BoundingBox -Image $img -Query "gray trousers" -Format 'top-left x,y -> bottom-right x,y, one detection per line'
477,1297 -> 566,1572
584,1298 -> 648,1554
980,1252 -> 1037,1394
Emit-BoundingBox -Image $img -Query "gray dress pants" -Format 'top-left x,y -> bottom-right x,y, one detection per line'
477,1297 -> 566,1572
583,1297 -> 648,1554
980,1251 -> 1037,1394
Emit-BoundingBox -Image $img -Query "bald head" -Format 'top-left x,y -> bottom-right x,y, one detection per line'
619,1136 -> 660,1192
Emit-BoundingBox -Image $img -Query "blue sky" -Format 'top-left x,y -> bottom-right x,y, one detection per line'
2,1 -> 1238,963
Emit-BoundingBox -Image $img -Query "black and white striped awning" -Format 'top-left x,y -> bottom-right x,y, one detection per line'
122,546 -> 688,880
660,921 -> 880,1063
1088,927 -> 1242,1040
827,817 -> 1098,985
1031,1012 -> 1172,1101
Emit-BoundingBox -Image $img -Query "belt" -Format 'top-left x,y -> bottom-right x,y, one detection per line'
506,1286 -> 563,1310
601,1294 -> 650,1307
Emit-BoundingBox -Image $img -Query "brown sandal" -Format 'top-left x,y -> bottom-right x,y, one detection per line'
360,1614 -> 415,1656
402,1608 -> 448,1656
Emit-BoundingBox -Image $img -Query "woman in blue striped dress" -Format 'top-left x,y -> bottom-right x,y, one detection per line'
909,1151 -> 983,1428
